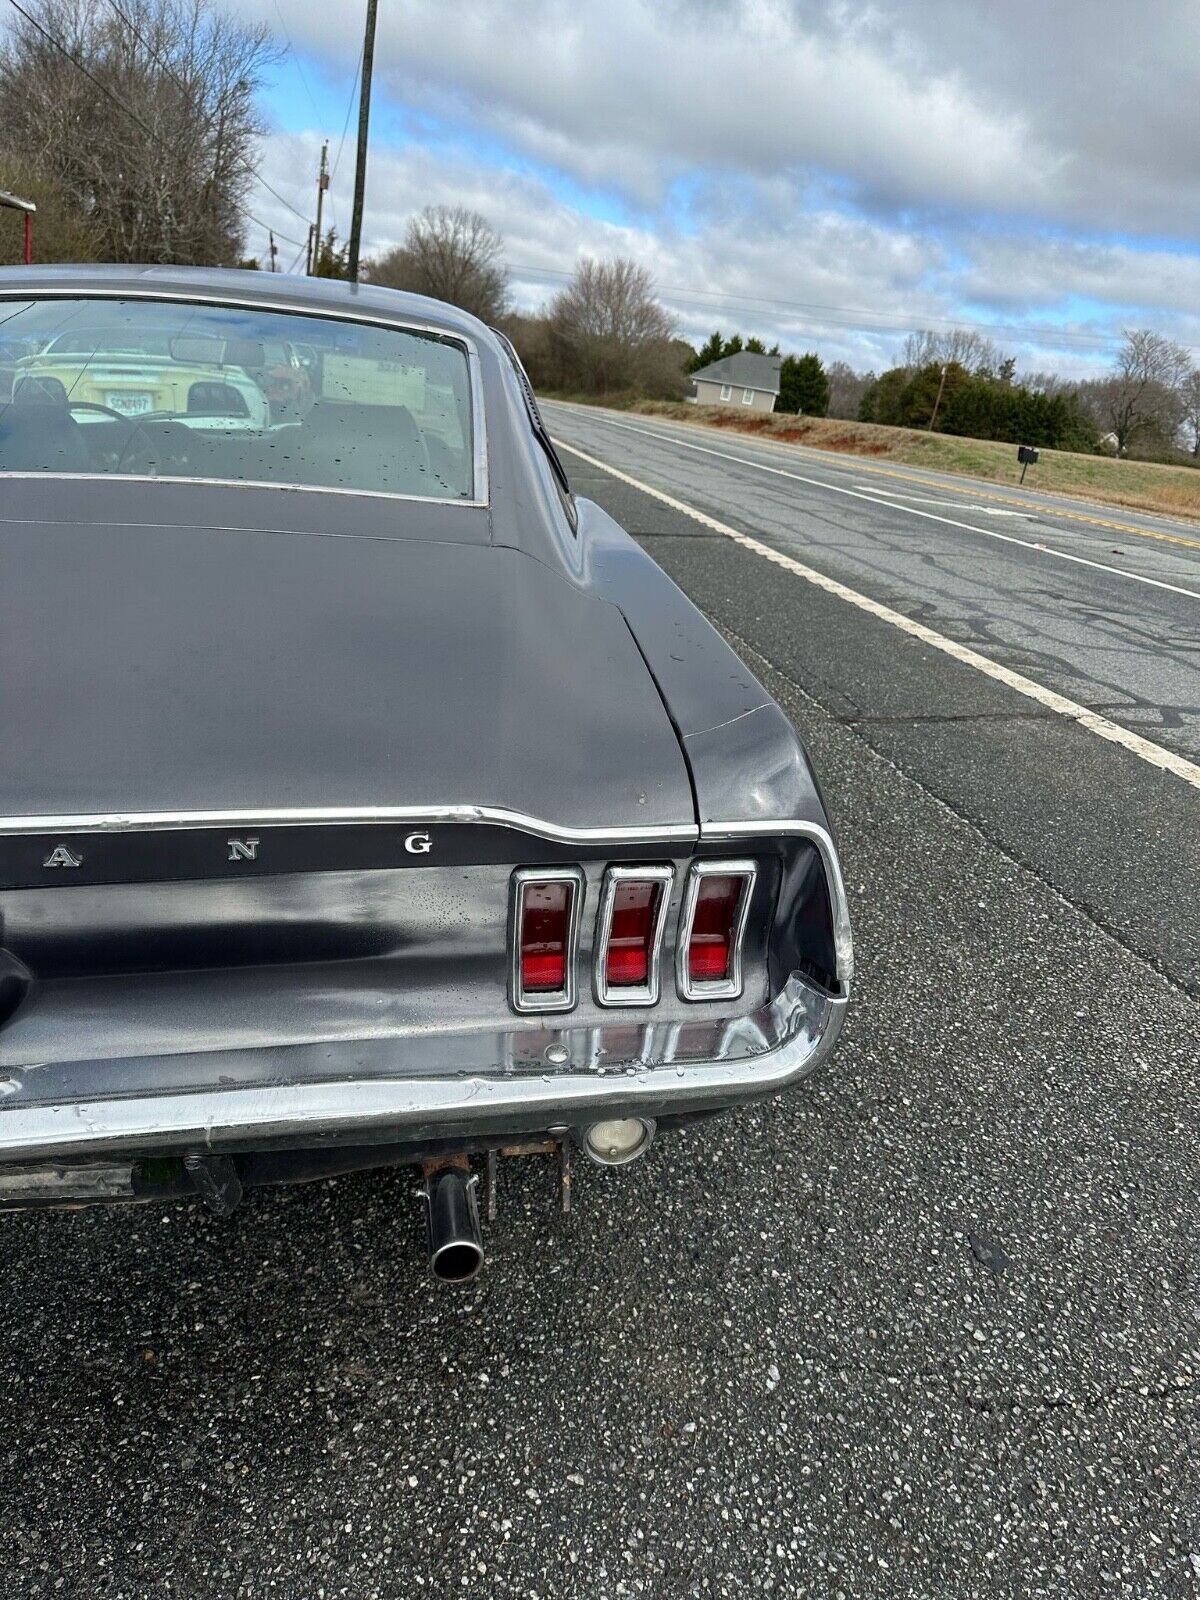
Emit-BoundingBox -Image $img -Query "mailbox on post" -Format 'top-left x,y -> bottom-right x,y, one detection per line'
1017,443 -> 1039,485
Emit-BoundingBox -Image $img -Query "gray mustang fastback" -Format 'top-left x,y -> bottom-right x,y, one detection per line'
0,266 -> 850,1279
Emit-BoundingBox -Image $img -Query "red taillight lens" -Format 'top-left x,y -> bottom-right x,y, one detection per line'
688,873 -> 741,983
679,865 -> 755,998
606,878 -> 664,988
519,879 -> 572,993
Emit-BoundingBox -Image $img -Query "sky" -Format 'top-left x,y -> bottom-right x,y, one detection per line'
235,0 -> 1200,378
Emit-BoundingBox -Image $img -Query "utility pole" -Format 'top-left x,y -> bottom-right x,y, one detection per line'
305,223 -> 315,276
927,362 -> 948,431
268,229 -> 279,272
309,140 -> 329,275
347,0 -> 379,283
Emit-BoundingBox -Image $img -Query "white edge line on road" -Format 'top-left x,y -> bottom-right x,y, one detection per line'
557,409 -> 1200,604
853,487 -> 1036,518
552,434 -> 1200,795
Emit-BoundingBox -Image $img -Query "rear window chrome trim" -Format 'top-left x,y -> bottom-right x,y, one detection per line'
675,858 -> 757,1002
0,288 -> 489,507
509,866 -> 585,1014
593,863 -> 674,1008
0,471 -> 487,509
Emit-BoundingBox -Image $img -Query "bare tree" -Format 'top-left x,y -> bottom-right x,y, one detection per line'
1079,329 -> 1192,455
1018,369 -> 1080,398
825,359 -> 872,420
367,206 -> 509,322
0,0 -> 277,265
548,257 -> 675,394
1179,367 -> 1200,457
902,327 -> 1006,377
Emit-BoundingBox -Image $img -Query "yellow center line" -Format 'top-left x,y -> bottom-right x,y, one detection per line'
592,407 -> 1200,553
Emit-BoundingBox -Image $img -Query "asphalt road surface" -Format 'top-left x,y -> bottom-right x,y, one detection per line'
1,405 -> 1196,1599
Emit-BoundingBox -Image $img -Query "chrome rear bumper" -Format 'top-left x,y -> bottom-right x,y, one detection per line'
0,974 -> 846,1165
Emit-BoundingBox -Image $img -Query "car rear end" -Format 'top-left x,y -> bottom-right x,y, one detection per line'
0,271 -> 851,1280
0,810 -> 849,1272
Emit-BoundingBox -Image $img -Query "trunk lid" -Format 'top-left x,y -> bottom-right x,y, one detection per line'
0,515 -> 695,834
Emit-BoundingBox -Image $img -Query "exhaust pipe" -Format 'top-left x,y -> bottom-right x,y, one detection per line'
421,1166 -> 484,1284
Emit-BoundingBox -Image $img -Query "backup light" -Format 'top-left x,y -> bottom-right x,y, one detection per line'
677,861 -> 757,1001
582,1116 -> 656,1166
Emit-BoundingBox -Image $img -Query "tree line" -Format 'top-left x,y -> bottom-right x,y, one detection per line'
854,327 -> 1200,458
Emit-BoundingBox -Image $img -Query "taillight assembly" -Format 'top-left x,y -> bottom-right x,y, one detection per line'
594,865 -> 673,1006
510,868 -> 583,1013
676,860 -> 757,1001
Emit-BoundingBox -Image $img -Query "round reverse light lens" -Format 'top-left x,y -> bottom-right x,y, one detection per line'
582,1117 -> 656,1166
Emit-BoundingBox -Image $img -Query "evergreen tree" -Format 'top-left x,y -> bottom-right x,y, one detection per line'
690,330 -> 726,372
779,352 -> 829,415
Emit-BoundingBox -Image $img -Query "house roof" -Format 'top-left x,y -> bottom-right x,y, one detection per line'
691,351 -> 782,393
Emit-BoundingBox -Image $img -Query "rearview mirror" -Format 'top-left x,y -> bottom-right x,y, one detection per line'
168,334 -> 225,366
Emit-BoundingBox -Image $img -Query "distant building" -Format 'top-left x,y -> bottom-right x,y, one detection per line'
689,351 -> 781,413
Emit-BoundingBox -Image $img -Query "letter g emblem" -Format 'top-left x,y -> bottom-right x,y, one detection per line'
404,831 -> 433,855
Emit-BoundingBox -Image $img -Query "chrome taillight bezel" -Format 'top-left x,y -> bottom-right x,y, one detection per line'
593,864 -> 674,1007
509,867 -> 584,1014
675,859 -> 757,1002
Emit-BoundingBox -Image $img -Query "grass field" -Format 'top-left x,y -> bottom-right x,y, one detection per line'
559,397 -> 1200,523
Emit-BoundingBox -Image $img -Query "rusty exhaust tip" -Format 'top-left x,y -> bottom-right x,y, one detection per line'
421,1165 -> 484,1284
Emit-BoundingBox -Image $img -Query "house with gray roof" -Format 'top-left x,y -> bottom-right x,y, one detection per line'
689,351 -> 781,413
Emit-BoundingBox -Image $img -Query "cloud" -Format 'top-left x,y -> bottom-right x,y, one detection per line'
254,132 -> 1162,377
238,0 -> 1200,374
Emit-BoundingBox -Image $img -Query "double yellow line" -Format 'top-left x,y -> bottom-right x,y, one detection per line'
635,410 -> 1200,553
829,457 -> 1200,551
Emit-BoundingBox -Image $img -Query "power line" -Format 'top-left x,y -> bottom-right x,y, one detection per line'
270,0 -> 323,127
6,0 -> 307,252
8,0 -> 155,138
249,176 -> 313,231
284,235 -> 309,274
100,0 -> 312,230
331,47 -> 364,184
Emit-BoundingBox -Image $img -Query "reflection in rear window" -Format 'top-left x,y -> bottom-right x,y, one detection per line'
0,297 -> 477,502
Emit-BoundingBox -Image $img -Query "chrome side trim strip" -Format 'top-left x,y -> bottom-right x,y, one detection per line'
0,975 -> 847,1165
0,807 -> 851,983
593,863 -> 674,1008
675,859 -> 757,1002
509,867 -> 584,1014
0,805 -> 699,846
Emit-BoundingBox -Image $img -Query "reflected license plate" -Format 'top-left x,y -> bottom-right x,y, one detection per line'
105,391 -> 154,415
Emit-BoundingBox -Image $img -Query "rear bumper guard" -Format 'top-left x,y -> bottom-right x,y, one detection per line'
0,973 -> 846,1165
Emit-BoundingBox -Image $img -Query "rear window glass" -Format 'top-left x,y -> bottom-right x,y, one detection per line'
0,297 -> 477,502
